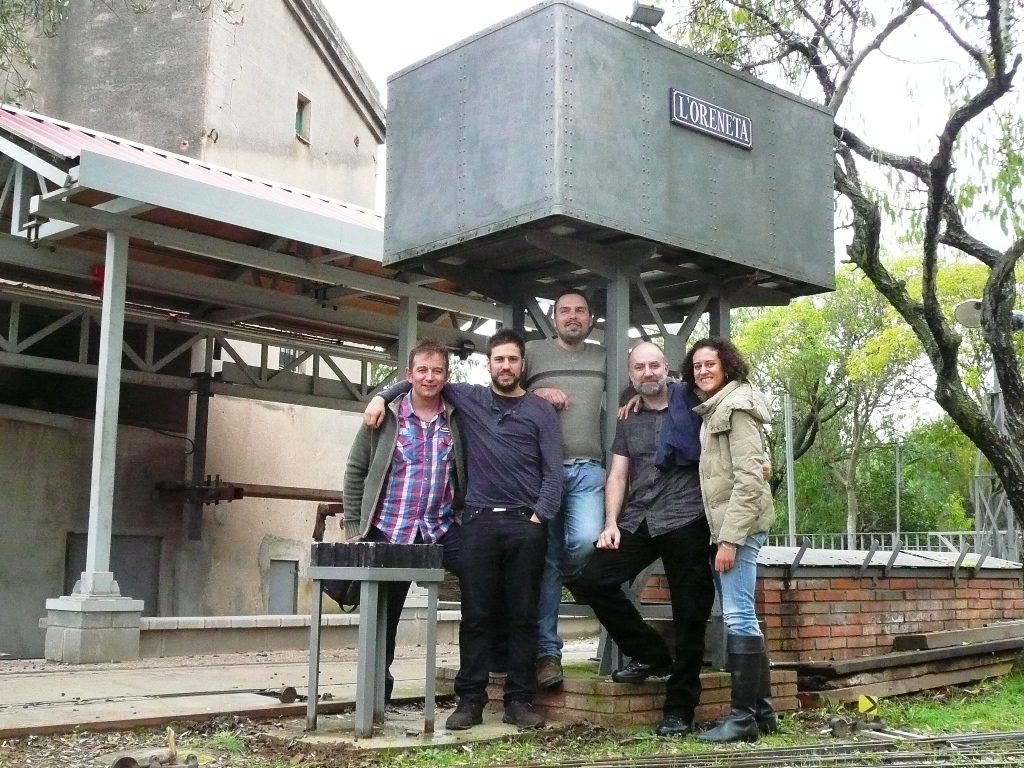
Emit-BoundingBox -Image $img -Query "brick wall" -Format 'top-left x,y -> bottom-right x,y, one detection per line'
642,566 -> 1024,663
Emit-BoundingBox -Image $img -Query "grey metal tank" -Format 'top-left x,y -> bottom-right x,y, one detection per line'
384,0 -> 835,313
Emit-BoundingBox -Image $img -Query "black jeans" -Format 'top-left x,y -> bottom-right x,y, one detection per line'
454,508 -> 547,704
567,517 -> 715,717
367,526 -> 463,700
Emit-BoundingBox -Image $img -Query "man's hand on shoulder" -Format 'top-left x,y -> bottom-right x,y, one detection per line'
363,395 -> 386,428
617,393 -> 642,420
533,387 -> 570,410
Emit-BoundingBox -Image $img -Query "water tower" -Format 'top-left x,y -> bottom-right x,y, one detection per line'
384,0 -> 835,432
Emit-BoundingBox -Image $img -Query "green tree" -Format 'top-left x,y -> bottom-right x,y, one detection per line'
738,264 -> 929,543
672,0 -> 1024,529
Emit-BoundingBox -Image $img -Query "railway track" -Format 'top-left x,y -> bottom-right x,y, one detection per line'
517,732 -> 1024,768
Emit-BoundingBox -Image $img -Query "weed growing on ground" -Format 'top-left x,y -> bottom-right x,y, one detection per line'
201,728 -> 248,755
881,674 -> 1024,733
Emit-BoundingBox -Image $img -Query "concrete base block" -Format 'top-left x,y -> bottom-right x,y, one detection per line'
44,595 -> 144,664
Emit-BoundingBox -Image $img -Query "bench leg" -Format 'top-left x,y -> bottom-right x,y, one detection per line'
423,583 -> 438,733
355,582 -> 382,738
305,582 -> 324,731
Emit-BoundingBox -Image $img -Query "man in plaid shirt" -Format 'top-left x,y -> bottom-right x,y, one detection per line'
343,338 -> 467,704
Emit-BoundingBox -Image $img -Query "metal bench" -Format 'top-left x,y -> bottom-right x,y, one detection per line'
307,538 -> 444,737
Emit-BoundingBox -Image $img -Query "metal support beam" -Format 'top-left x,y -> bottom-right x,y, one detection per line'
80,230 -> 129,596
31,199 -> 501,320
185,340 -> 213,540
397,297 -> 418,374
709,296 -> 731,338
10,163 -> 33,235
604,268 -> 630,455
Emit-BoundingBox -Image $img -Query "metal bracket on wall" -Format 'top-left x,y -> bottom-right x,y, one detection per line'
952,541 -> 971,586
968,545 -> 991,581
884,539 -> 903,578
859,539 -> 880,576
783,536 -> 810,590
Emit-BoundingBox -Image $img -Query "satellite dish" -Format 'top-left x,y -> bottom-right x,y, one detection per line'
954,299 -> 983,328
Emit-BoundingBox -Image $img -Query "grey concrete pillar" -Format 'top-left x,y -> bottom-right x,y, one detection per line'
44,231 -> 143,663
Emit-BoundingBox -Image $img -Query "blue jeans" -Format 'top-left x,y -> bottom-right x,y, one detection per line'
536,459 -> 605,659
714,531 -> 767,637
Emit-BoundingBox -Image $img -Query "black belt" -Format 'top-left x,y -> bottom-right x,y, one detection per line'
469,505 -> 531,513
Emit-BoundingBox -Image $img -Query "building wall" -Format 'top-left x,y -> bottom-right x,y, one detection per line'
30,3 -> 213,157
30,2 -> 382,206
201,3 -> 380,206
0,407 -> 185,658
643,566 -> 1024,662
172,395 -> 362,617
758,569 -> 1024,662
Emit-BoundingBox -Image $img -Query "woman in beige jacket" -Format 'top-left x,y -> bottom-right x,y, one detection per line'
683,337 -> 778,743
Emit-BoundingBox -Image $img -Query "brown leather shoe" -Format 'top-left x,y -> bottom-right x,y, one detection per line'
445,699 -> 484,730
503,700 -> 545,729
536,655 -> 564,689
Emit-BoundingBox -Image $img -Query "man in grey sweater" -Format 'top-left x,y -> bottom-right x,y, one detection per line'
526,289 -> 606,689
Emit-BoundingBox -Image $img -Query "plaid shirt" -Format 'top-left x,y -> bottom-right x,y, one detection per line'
370,395 -> 455,544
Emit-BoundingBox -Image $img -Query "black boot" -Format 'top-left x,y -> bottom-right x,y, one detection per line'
698,635 -> 761,744
756,649 -> 780,734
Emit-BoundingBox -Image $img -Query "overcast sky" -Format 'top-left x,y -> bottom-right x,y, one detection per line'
323,0 -> 638,99
321,0 -> 648,210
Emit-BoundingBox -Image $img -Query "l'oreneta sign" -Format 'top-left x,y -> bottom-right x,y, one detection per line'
669,88 -> 752,150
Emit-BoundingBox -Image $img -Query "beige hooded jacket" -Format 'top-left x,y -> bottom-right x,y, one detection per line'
693,380 -> 774,546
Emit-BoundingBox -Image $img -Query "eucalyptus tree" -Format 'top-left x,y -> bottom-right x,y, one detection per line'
670,0 -> 1024,526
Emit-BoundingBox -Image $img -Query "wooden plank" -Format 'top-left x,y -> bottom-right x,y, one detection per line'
803,650 -> 1020,690
775,635 -> 1024,677
801,660 -> 1015,705
892,620 -> 1024,651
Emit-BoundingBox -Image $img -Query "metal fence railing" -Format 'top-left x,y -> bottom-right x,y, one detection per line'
765,531 -> 1009,553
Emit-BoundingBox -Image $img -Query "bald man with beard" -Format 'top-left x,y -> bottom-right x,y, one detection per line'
566,341 -> 715,738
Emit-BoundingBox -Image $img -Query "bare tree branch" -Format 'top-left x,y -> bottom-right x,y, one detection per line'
830,0 -> 923,112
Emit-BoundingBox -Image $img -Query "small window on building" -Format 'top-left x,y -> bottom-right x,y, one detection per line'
295,93 -> 311,144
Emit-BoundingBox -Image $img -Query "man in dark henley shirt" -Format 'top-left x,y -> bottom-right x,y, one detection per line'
365,329 -> 562,730
567,341 -> 715,737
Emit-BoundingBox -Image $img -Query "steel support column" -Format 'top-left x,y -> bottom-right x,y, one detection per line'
79,231 -> 130,595
397,297 -> 418,373
44,230 -> 144,664
604,268 -> 630,455
709,296 -> 731,338
185,341 -> 213,540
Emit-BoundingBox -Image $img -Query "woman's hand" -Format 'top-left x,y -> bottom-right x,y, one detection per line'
617,393 -> 642,420
714,542 -> 737,573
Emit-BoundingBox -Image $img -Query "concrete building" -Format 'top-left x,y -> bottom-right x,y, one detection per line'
29,0 -> 384,205
0,0 -> 398,659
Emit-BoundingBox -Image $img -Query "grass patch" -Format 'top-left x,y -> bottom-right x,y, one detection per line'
200,728 -> 248,755
880,674 -> 1024,733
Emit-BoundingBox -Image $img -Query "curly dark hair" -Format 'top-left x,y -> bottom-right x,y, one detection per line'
680,337 -> 750,387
